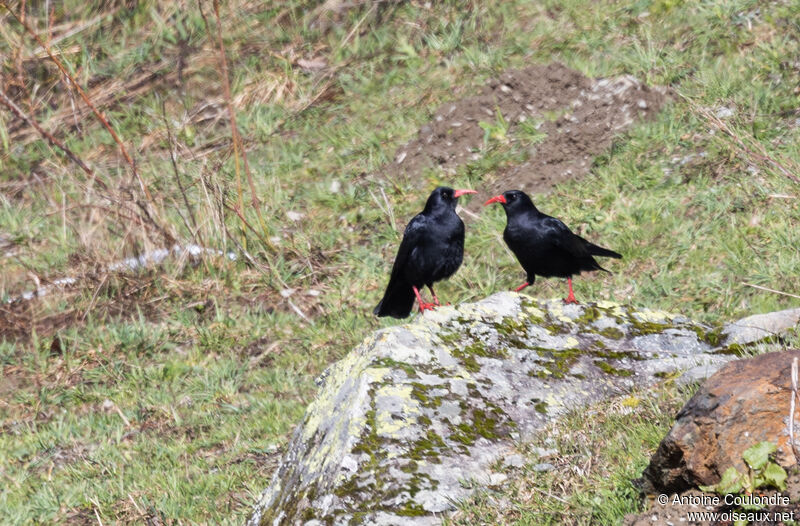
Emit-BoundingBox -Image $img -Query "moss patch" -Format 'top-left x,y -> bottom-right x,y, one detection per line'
410,382 -> 444,409
598,326 -> 625,340
408,429 -> 446,463
595,360 -> 634,377
371,357 -> 419,378
532,347 -> 582,379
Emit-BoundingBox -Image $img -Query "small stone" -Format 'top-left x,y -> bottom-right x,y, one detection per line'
286,211 -> 304,221
532,462 -> 555,472
341,455 -> 358,472
531,447 -> 558,458
715,106 -> 735,119
503,454 -> 525,468
489,473 -> 508,485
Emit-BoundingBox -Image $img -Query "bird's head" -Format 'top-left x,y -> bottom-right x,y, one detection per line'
484,190 -> 535,214
424,186 -> 477,212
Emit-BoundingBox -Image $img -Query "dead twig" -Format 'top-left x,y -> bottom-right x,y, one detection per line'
0,87 -> 94,177
681,93 -> 800,185
742,282 -> 800,300
1,3 -> 157,202
199,0 -> 274,252
160,100 -> 200,237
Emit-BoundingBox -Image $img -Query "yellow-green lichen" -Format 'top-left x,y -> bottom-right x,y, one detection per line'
634,309 -> 672,323
625,306 -> 675,336
596,300 -> 625,316
375,385 -> 420,437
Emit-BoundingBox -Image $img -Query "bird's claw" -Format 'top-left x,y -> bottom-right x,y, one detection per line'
563,296 -> 579,305
419,302 -> 437,312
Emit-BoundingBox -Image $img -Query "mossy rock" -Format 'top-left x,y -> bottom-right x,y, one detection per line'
247,293 -> 799,525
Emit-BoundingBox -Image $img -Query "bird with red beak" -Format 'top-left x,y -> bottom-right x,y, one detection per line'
485,189 -> 621,304
374,186 -> 477,318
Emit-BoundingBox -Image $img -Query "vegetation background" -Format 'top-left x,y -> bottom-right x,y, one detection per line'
1,0 -> 799,523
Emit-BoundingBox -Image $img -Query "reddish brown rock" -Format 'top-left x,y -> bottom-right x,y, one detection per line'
641,349 -> 800,494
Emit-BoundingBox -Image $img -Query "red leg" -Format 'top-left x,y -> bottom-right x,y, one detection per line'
413,286 -> 435,312
427,285 -> 441,306
514,281 -> 530,292
564,277 -> 578,304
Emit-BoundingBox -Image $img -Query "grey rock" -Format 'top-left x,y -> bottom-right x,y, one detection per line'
247,293 -> 800,526
714,106 -> 735,119
503,454 -> 525,468
721,307 -> 800,347
531,447 -> 558,458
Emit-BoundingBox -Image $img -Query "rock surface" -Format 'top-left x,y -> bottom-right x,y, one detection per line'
247,293 -> 797,526
640,348 -> 800,495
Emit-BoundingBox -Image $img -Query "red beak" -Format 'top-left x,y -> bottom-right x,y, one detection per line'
484,194 -> 507,206
453,189 -> 477,199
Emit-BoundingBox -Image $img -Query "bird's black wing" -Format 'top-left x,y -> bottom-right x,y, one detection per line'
540,216 -> 591,258
387,214 -> 427,283
373,215 -> 427,318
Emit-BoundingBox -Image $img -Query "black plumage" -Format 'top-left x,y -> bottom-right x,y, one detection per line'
374,187 -> 476,318
485,189 -> 621,303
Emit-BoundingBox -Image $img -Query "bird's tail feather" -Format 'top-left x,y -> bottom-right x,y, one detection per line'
586,242 -> 622,259
374,278 -> 416,318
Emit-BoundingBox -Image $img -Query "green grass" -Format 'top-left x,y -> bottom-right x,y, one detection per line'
447,387 -> 695,525
1,0 -> 800,523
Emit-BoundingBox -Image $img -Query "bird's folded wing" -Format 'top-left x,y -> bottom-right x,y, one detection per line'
387,215 -> 426,281
542,217 -> 591,258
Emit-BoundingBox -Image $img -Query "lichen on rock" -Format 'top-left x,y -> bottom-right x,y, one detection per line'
247,293 -> 798,526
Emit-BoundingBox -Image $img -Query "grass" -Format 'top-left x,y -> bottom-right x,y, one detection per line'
1,0 -> 799,523
447,387 -> 696,525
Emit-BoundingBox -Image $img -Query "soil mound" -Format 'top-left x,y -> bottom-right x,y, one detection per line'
387,62 -> 668,196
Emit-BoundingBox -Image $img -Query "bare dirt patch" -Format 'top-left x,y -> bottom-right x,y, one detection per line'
386,62 -> 668,197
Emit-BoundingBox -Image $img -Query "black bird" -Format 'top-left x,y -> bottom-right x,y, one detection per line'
374,186 -> 477,318
484,190 -> 621,304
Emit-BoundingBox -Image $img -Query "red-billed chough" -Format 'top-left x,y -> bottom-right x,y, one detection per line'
374,186 -> 477,318
484,189 -> 621,304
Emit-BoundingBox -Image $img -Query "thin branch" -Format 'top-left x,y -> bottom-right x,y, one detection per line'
0,87 -> 94,177
160,100 -> 199,233
204,0 -> 274,250
1,3 -> 157,202
680,93 -> 800,185
742,282 -> 800,300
